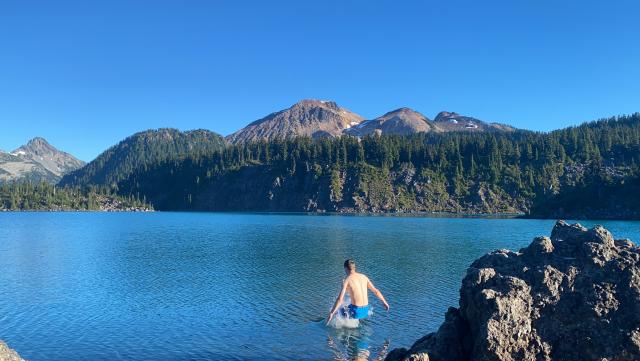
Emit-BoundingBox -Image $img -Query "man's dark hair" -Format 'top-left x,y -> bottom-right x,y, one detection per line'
344,259 -> 355,270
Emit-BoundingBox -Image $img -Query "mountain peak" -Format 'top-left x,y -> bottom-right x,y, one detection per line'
292,99 -> 340,110
434,111 -> 515,132
27,136 -> 50,144
347,107 -> 436,136
2,137 -> 85,184
434,111 -> 460,122
22,137 -> 56,153
227,100 -> 363,143
382,107 -> 424,117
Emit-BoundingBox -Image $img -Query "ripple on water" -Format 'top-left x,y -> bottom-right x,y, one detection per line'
1,213 -> 639,360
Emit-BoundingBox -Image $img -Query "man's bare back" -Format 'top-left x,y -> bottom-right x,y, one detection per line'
344,272 -> 371,306
327,259 -> 390,324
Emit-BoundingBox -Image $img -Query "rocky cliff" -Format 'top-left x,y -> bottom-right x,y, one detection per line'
0,341 -> 25,361
386,221 -> 640,361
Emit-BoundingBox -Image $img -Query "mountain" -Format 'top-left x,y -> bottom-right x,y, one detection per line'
226,99 -> 364,143
0,137 -> 84,184
13,137 -> 85,175
227,101 -> 514,143
109,113 -> 640,216
346,107 -> 440,136
434,111 -> 516,132
59,128 -> 226,187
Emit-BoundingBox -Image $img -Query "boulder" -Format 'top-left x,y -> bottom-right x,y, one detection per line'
386,220 -> 640,361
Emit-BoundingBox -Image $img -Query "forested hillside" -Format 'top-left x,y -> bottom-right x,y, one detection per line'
71,113 -> 640,218
59,128 -> 226,187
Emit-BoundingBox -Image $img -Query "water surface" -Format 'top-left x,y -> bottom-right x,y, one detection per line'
1,213 -> 639,360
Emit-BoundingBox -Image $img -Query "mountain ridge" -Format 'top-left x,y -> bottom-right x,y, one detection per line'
228,99 -> 516,143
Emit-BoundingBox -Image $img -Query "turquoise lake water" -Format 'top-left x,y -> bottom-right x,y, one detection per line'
1,213 -> 639,360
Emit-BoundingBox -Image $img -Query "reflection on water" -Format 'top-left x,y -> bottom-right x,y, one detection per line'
327,321 -> 389,361
0,212 -> 639,360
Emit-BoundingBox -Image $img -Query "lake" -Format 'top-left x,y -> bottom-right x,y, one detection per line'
1,213 -> 639,360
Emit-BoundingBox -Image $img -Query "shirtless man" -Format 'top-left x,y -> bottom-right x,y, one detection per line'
326,259 -> 390,324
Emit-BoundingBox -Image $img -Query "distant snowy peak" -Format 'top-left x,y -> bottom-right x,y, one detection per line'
1,137 -> 85,184
434,111 -> 516,132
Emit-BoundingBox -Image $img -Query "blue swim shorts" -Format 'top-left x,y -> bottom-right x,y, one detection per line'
341,304 -> 370,319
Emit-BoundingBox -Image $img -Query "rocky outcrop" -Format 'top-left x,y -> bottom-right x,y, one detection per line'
0,341 -> 25,361
386,221 -> 640,361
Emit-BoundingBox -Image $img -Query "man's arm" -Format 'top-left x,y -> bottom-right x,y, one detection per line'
326,279 -> 348,324
367,278 -> 390,311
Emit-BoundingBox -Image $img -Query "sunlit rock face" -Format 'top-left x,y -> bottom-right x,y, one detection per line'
387,220 -> 640,361
226,99 -> 364,144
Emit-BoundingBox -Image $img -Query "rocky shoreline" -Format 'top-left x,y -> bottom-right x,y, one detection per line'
0,341 -> 24,361
386,220 -> 640,361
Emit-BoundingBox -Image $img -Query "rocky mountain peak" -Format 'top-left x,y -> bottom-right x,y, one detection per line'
226,99 -> 364,143
380,107 -> 430,120
16,137 -> 57,156
292,99 -> 340,111
432,111 -> 515,132
1,137 -> 85,183
434,111 -> 461,122
346,107 -> 436,136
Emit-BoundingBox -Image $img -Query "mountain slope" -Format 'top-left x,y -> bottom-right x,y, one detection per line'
0,138 -> 84,184
59,128 -> 226,187
109,113 -> 640,216
346,108 -> 439,136
226,99 -> 364,143
434,111 -> 516,132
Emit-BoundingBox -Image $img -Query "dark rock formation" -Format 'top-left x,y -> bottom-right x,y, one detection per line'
0,341 -> 25,361
386,221 -> 640,361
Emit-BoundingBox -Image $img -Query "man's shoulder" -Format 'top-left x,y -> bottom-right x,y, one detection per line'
356,272 -> 370,281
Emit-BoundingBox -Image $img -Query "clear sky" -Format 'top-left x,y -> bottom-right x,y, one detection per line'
1,0 -> 639,161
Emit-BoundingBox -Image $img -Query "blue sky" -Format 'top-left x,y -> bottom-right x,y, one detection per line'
1,0 -> 639,161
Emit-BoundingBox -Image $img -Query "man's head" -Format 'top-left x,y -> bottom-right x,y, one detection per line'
344,259 -> 356,274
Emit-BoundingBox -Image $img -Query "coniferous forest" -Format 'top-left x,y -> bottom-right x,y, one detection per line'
0,182 -> 151,211
4,114 -> 640,218
56,113 -> 640,219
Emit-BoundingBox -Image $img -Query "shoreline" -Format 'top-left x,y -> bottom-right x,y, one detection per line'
2,209 -> 640,221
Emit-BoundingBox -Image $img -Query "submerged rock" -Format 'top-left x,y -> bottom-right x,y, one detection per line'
0,341 -> 25,361
386,220 -> 640,361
